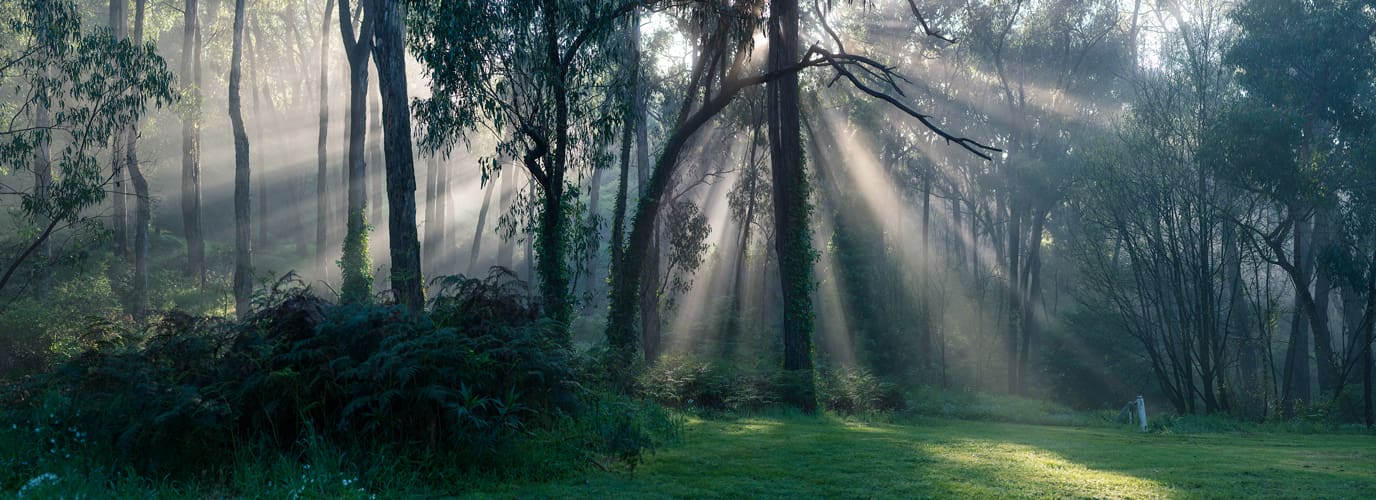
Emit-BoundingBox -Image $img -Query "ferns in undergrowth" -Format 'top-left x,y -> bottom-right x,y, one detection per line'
0,268 -> 662,478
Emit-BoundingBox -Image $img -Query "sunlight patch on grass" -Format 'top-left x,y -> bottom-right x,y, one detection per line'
920,438 -> 1170,499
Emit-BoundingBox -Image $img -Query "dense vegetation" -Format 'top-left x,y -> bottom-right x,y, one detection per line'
2,0 -> 1375,496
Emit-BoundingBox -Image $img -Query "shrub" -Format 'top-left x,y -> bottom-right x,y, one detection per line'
817,366 -> 906,414
638,358 -> 910,415
0,269 -> 650,480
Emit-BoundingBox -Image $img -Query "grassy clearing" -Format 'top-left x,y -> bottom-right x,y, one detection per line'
4,413 -> 1374,497
477,415 -> 1376,499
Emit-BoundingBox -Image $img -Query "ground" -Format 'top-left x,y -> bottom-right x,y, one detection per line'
478,416 -> 1376,499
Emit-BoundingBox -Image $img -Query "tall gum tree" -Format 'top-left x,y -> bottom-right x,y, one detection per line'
603,1 -> 998,393
338,0 -> 374,303
366,0 -> 424,312
228,0 -> 252,318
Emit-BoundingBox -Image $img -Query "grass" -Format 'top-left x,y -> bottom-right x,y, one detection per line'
3,411 -> 1374,497
474,415 -> 1376,499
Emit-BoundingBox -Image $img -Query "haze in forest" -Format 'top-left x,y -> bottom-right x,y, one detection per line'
1,0 -> 1375,496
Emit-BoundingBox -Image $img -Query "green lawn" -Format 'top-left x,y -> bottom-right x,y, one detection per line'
478,416 -> 1376,499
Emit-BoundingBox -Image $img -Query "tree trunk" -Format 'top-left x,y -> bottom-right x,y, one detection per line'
608,51 -> 636,290
229,0 -> 252,319
110,0 -> 128,257
1312,207 -> 1339,395
314,0 -> 333,281
768,0 -> 816,412
369,75 -> 386,251
1282,210 -> 1313,416
128,0 -> 150,320
368,0 -> 423,312
1006,202 -> 1022,394
424,152 -> 439,271
1364,241 -> 1374,428
582,162 -> 605,299
181,0 -> 205,283
1018,208 -> 1046,395
338,0 -> 373,303
641,229 -> 661,362
249,16 -> 268,246
468,175 -> 496,275
921,169 -> 933,373
436,153 -> 449,271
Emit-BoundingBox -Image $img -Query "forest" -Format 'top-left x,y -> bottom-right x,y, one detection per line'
1,0 -> 1374,497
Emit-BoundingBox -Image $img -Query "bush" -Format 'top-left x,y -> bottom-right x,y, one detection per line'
638,359 -> 906,415
0,269 -> 659,480
817,367 -> 905,414
638,356 -> 782,412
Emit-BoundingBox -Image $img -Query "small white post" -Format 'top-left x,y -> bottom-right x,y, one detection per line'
1136,395 -> 1147,432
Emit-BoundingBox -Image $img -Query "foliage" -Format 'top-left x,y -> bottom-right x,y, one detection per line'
816,366 -> 906,415
337,214 -> 373,303
0,270 -> 669,480
638,356 -> 782,412
638,357 -> 905,415
0,0 -> 176,294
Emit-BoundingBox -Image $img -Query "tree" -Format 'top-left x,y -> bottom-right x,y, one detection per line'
317,0 -> 336,281
182,0 -> 205,283
410,0 -> 632,334
0,0 -> 175,299
1224,0 -> 1376,408
767,0 -> 816,411
228,0 -> 253,319
127,0 -> 150,319
338,0 -> 374,303
366,0 -> 423,311
603,1 -> 997,392
109,0 -> 129,257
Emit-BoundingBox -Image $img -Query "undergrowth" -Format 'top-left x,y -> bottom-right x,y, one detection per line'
0,268 -> 679,495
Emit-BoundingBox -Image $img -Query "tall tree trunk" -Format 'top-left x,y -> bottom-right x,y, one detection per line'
338,0 -> 373,302
641,229 -> 661,362
128,0 -> 150,320
582,163 -> 605,299
316,0 -> 335,281
110,0 -> 128,257
424,152 -> 439,271
249,16 -> 268,246
1364,240 -> 1374,428
229,0 -> 252,319
368,0 -> 423,312
368,74 -> 386,258
1018,208 -> 1046,395
181,0 -> 205,283
606,14 -> 639,341
608,62 -> 636,293
1312,207 -> 1339,395
1227,222 -> 1260,410
921,169 -> 933,374
1282,210 -> 1313,416
1006,202 -> 1022,394
531,0 -> 574,335
436,153 -> 450,271
768,0 -> 816,412
468,176 -> 496,275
